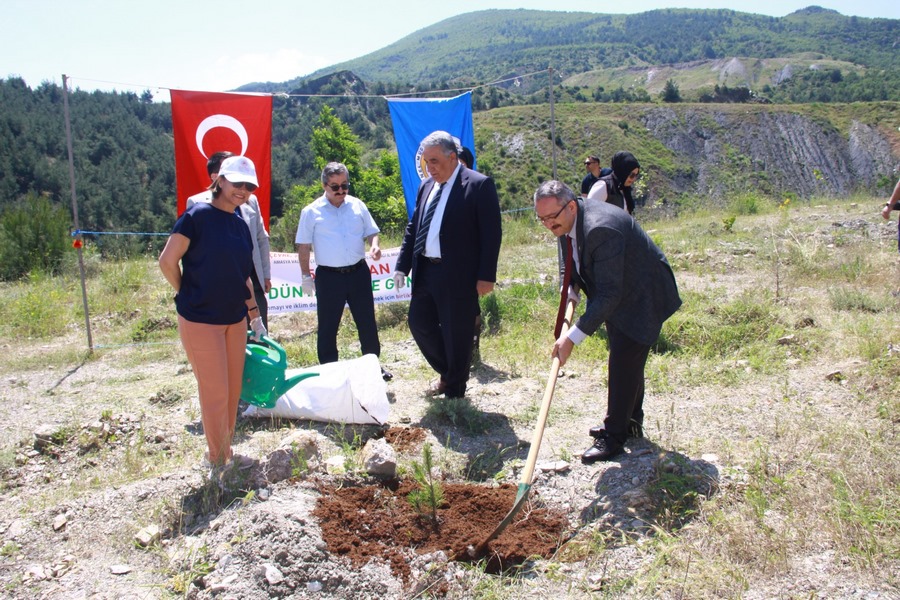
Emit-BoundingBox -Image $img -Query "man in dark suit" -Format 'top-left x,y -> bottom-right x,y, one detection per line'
534,180 -> 681,463
393,131 -> 502,398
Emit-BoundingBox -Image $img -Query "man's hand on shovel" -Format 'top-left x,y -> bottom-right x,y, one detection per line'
551,335 -> 574,367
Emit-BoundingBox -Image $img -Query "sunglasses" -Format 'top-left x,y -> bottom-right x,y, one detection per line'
327,183 -> 350,192
536,200 -> 572,224
230,181 -> 258,192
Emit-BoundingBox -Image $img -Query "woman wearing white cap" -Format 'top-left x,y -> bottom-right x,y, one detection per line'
159,155 -> 267,480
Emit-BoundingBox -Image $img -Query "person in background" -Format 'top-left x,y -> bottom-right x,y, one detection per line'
880,178 -> 900,253
534,180 -> 681,464
458,146 -> 475,170
295,162 -> 392,381
159,156 -> 266,479
393,131 -> 502,399
587,151 -> 641,215
187,151 -> 272,329
581,155 -> 612,197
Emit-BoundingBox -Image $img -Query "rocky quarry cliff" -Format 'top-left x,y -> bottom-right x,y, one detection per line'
484,103 -> 900,207
641,106 -> 898,201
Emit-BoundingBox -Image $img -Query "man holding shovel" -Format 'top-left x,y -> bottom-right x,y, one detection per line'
534,181 -> 681,463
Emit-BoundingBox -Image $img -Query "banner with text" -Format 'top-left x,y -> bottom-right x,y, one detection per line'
387,92 -> 474,217
267,249 -> 411,315
171,90 -> 273,228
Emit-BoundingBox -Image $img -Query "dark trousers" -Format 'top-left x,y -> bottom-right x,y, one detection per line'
314,261 -> 380,364
408,259 -> 478,398
603,322 -> 651,444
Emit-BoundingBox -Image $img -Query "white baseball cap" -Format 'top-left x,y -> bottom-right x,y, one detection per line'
218,156 -> 259,188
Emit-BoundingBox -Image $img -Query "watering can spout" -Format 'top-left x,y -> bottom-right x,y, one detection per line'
277,371 -> 319,397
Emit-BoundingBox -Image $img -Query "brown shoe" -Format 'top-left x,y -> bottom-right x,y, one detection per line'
425,379 -> 447,397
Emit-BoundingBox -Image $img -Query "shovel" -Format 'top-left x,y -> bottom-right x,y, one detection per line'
470,298 -> 577,557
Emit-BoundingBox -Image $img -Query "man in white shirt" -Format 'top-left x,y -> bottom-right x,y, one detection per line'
295,162 -> 391,380
186,151 -> 272,328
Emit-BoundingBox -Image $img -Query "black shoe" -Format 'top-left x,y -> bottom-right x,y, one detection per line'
381,367 -> 393,382
581,432 -> 624,464
589,419 -> 643,440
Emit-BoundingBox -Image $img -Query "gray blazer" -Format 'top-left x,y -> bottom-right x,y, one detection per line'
562,198 -> 681,346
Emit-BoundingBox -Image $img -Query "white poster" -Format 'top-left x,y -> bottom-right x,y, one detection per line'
266,248 -> 411,315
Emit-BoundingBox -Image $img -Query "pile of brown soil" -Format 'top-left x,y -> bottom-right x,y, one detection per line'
382,426 -> 428,453
313,479 -> 569,579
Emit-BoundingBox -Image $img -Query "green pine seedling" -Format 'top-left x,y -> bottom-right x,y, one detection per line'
407,442 -> 444,526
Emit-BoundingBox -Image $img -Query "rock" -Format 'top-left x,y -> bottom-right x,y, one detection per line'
777,334 -> 797,345
24,564 -> 48,580
361,438 -> 397,478
33,424 -> 61,452
537,460 -> 570,473
52,513 -> 67,531
826,370 -> 844,382
325,455 -> 346,475
134,524 -> 160,547
110,564 -> 132,575
262,563 -> 284,585
261,431 -> 322,483
49,554 -> 75,577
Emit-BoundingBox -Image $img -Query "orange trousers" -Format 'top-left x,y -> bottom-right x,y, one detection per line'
178,316 -> 246,465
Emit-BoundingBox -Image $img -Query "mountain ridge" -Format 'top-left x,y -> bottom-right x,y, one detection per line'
236,7 -> 898,98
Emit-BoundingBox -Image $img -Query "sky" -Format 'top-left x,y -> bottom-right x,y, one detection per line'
4,0 -> 897,101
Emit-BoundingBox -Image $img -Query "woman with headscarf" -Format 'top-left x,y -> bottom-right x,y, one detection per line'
587,151 -> 641,215
159,155 -> 267,480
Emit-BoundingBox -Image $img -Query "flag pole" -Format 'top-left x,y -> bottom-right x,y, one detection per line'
549,67 -> 557,180
62,74 -> 93,352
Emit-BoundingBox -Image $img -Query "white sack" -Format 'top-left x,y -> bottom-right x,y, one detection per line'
242,354 -> 389,425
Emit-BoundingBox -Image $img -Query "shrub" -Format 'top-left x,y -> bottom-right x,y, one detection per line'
0,194 -> 71,280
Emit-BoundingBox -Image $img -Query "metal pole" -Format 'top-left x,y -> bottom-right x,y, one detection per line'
62,74 -> 93,352
549,67 -> 557,180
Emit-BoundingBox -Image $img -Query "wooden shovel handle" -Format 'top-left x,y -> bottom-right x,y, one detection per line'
519,298 -> 577,487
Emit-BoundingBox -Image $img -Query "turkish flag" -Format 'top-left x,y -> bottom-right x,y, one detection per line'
171,90 -> 273,228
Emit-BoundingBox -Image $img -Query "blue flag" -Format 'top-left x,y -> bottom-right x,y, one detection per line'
387,93 -> 475,217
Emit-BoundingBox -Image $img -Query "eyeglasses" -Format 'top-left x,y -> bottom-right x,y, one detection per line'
626,170 -> 640,181
536,200 -> 571,224
230,181 -> 258,192
327,183 -> 350,192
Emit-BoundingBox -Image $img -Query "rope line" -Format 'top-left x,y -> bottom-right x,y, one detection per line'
73,230 -> 169,237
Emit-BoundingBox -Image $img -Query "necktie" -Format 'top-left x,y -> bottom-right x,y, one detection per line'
554,235 -> 573,338
413,183 -> 441,257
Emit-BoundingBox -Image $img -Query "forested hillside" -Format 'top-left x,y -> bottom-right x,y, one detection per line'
2,76 -> 899,244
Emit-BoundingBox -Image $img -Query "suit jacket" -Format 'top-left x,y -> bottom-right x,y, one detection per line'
562,198 -> 681,346
396,167 -> 502,294
186,191 -> 271,285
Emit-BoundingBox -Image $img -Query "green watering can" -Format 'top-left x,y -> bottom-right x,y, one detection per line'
241,334 -> 318,409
